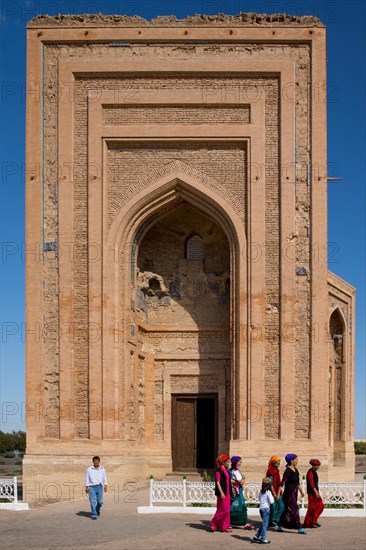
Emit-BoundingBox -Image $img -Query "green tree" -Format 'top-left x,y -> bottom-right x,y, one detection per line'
0,430 -> 26,453
354,441 -> 366,455
0,431 -> 14,452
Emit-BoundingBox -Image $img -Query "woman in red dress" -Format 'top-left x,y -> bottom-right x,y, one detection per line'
303,459 -> 324,528
210,454 -> 232,533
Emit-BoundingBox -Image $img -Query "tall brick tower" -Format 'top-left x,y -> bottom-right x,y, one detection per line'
25,13 -> 355,501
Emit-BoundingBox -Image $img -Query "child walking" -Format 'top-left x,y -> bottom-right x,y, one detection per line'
252,477 -> 274,544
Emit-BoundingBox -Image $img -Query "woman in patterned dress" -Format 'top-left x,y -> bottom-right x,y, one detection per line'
275,453 -> 307,535
229,456 -> 254,529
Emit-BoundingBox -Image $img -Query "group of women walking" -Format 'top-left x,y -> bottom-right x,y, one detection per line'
210,453 -> 324,544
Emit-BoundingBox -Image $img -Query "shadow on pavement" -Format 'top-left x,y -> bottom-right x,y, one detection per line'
185,520 -> 212,532
76,511 -> 92,518
231,534 -> 253,542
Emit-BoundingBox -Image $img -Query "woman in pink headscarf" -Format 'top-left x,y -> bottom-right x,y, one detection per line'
210,454 -> 232,532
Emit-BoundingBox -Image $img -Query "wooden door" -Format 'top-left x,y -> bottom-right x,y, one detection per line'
172,397 -> 196,470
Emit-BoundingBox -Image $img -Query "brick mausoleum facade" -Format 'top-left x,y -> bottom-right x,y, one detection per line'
24,13 -> 355,500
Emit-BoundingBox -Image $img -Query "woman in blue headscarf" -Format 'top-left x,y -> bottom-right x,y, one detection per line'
275,453 -> 307,535
229,456 -> 254,530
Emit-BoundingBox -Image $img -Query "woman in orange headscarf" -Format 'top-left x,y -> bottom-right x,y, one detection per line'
266,455 -> 284,525
210,455 -> 232,533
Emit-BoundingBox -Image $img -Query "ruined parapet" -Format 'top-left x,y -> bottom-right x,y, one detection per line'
27,12 -> 324,28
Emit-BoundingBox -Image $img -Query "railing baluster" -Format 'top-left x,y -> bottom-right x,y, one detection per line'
301,477 -> 306,509
183,478 -> 186,507
149,476 -> 153,507
13,476 -> 18,504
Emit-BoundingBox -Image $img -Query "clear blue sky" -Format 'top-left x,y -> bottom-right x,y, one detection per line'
0,0 -> 365,438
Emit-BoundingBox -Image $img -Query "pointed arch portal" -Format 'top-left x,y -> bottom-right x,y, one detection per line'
103,170 -> 247,465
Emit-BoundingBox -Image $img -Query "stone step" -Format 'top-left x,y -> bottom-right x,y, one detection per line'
164,469 -> 215,481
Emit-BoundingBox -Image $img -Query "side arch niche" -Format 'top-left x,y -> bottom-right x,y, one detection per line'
328,308 -> 346,464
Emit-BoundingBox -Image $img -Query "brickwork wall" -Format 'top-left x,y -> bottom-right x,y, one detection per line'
72,75 -> 90,438
137,356 -> 145,441
294,49 -> 312,437
103,105 -> 250,125
264,79 -> 280,438
154,362 -> 164,442
108,142 -> 246,228
41,49 -> 60,439
40,40 -> 311,442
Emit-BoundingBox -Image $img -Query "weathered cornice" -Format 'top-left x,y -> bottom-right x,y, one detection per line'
27,12 -> 324,28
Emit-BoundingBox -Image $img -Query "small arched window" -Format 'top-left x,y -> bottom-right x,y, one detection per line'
186,235 -> 204,260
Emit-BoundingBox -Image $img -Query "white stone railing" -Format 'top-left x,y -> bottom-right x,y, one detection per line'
148,478 -> 366,510
0,477 -> 17,503
150,480 -> 185,504
319,482 -> 365,506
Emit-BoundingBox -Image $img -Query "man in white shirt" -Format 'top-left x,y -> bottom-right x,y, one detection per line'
85,456 -> 108,519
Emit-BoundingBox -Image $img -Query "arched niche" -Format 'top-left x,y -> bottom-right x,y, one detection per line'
134,203 -> 230,468
328,308 -> 346,459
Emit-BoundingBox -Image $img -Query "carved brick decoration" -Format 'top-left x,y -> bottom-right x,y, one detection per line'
24,14 -> 355,499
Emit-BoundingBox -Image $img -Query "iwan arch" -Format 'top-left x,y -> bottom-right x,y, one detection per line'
24,13 -> 355,499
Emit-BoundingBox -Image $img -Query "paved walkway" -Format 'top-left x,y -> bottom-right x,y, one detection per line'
1,485 -> 365,550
